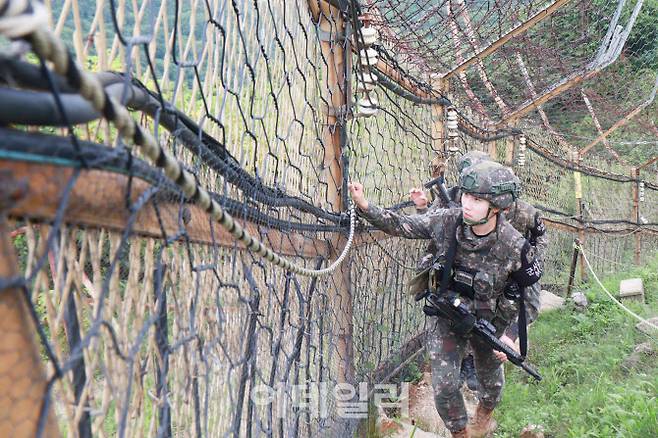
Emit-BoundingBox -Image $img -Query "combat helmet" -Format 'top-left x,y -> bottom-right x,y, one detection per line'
459,161 -> 521,224
457,150 -> 491,174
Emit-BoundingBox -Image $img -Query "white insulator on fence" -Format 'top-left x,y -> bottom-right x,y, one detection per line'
356,95 -> 378,117
356,70 -> 378,93
359,26 -> 378,46
359,48 -> 379,67
517,134 -> 526,166
639,181 -> 645,202
446,107 -> 458,138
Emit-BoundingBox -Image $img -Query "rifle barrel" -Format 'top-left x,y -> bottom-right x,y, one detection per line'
521,362 -> 542,381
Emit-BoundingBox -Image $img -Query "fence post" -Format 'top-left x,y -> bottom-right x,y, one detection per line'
0,172 -> 59,437
488,140 -> 497,160
631,167 -> 641,265
432,78 -> 448,153
573,150 -> 588,282
430,78 -> 448,183
312,0 -> 355,385
505,136 -> 515,166
566,238 -> 581,297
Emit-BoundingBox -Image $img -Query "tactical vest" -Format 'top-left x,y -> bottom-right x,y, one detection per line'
430,210 -> 525,329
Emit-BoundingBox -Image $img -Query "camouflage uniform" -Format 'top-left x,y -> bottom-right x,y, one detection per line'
358,204 -> 537,433
503,199 -> 548,329
418,196 -> 546,326
415,186 -> 460,272
415,150 -> 489,273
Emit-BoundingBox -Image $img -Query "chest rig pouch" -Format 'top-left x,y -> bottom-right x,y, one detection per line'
415,212 -> 489,305
407,260 -> 444,301
431,213 -> 477,300
452,268 -> 476,299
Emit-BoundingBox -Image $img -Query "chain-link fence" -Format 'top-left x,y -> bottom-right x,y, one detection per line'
0,0 -> 656,436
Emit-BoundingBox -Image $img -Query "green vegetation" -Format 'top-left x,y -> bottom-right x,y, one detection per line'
496,254 -> 658,437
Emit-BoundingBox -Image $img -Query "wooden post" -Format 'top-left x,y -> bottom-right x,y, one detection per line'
488,141 -> 497,161
573,155 -> 588,282
631,167 -> 641,265
431,77 -> 448,154
0,172 -> 59,437
567,238 -> 581,297
504,136 -> 515,166
430,77 -> 449,202
312,0 -> 354,384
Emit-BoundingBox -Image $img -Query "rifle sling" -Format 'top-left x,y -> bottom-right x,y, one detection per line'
518,287 -> 528,357
439,214 -> 461,295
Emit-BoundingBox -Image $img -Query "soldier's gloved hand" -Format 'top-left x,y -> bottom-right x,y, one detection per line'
511,241 -> 543,287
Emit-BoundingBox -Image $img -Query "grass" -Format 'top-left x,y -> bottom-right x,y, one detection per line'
495,254 -> 658,437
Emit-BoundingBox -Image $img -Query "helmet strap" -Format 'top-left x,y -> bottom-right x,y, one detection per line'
462,206 -> 495,226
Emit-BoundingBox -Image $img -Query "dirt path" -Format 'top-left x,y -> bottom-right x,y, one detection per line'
377,371 -> 478,437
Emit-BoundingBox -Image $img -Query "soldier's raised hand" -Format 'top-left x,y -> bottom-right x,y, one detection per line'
348,181 -> 368,210
409,188 -> 428,209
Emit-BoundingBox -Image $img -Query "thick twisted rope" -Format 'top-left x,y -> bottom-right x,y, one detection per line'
0,0 -> 355,277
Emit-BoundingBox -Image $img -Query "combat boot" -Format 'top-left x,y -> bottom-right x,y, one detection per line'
469,404 -> 497,438
451,427 -> 470,438
460,354 -> 479,391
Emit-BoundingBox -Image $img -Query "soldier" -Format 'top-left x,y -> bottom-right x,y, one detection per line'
411,151 -> 494,391
411,152 -> 547,390
349,161 -> 543,438
410,151 -> 491,276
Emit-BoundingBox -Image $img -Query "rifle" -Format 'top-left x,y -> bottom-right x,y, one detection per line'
392,175 -> 459,211
435,175 -> 460,209
421,291 -> 542,381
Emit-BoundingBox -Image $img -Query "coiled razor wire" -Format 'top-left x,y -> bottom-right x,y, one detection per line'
0,0 -> 355,278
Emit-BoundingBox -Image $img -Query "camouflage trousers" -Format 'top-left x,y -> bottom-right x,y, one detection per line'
427,316 -> 504,433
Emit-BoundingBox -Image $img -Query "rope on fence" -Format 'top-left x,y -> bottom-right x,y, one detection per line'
0,0 -> 356,277
577,242 -> 658,337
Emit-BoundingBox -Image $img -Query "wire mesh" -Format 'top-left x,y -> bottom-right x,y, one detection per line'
0,0 -> 656,436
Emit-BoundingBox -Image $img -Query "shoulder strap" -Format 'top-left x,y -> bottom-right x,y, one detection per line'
439,214 -> 461,295
490,223 -> 529,356
518,288 -> 528,357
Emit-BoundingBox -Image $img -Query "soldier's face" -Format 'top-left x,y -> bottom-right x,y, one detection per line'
461,193 -> 493,222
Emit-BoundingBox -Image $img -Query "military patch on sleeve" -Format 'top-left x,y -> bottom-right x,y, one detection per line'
512,241 -> 542,286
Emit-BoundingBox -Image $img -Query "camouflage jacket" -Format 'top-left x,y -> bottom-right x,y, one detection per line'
359,204 -> 532,330
504,199 -> 548,261
414,186 -> 460,270
417,191 -> 547,267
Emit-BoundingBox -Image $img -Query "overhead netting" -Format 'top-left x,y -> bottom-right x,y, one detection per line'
0,0 -> 655,436
369,0 -> 658,153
